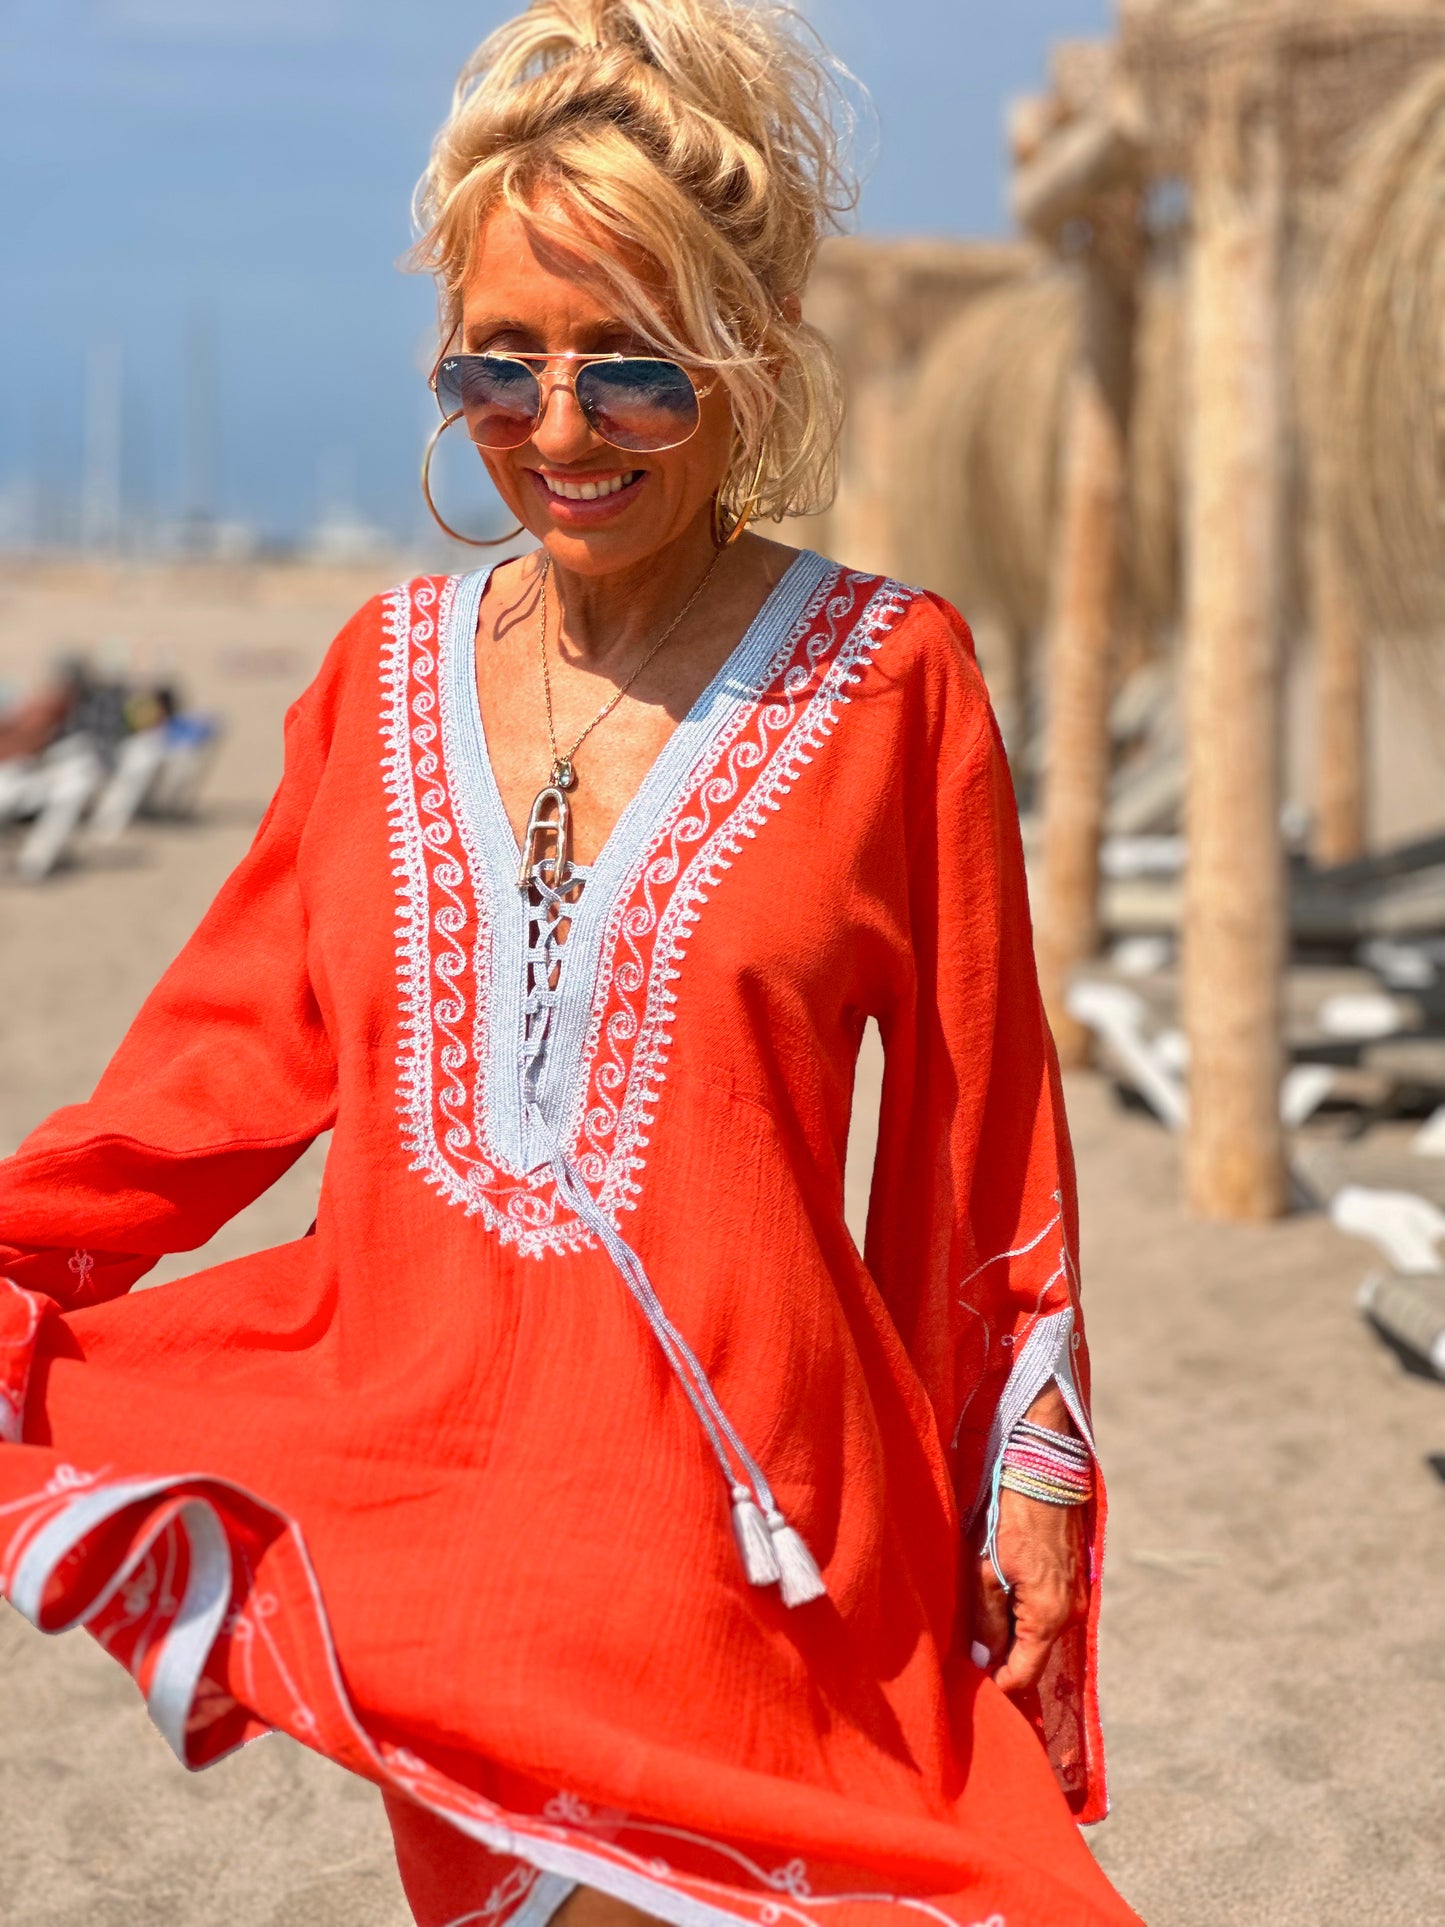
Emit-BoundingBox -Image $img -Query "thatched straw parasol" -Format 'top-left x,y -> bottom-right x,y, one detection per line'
897,274 -> 1075,639
1308,61 -> 1445,641
1122,0 -> 1445,184
896,269 -> 1183,660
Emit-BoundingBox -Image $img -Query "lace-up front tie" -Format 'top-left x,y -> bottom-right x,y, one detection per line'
518,859 -> 826,1608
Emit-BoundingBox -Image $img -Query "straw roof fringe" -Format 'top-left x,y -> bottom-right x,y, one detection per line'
1309,61 -> 1445,638
1120,0 -> 1445,184
897,269 -> 1183,649
897,275 -> 1074,636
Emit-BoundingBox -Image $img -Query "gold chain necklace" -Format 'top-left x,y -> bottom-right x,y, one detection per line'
517,548 -> 724,894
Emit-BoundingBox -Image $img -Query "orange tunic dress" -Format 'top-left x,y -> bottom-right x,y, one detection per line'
0,557 -> 1139,1927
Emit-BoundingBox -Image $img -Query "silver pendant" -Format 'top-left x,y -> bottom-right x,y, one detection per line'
518,781 -> 574,893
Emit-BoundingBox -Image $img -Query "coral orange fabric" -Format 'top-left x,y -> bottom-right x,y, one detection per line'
0,559 -> 1138,1927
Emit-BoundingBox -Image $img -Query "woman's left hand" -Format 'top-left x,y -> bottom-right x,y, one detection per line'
970,1387 -> 1091,1694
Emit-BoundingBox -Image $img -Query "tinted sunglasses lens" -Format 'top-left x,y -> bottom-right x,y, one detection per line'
575,359 -> 700,451
436,356 -> 540,449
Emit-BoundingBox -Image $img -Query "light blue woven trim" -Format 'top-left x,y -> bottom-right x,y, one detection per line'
439,549 -> 833,1172
975,1306 -> 1097,1592
438,567 -> 529,1174
496,1871 -> 578,1927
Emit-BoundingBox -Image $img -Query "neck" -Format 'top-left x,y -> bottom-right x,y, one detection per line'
543,510 -> 725,668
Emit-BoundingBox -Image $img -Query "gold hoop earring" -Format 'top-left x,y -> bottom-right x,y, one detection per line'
421,411 -> 526,548
711,441 -> 770,549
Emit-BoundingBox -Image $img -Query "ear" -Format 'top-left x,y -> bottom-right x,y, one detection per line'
762,293 -> 804,386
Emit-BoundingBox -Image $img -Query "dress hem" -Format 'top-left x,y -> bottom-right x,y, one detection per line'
0,1450 -> 1029,1927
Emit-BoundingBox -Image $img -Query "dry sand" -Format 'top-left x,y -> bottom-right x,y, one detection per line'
2,561 -> 1444,1927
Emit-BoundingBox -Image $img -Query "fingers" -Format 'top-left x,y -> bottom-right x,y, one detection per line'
992,1623 -> 1054,1695
978,1494 -> 1091,1695
970,1553 -> 1012,1671
992,1574 -> 1079,1694
972,1565 -> 1071,1693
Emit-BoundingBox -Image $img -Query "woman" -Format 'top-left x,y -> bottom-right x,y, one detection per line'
0,5 -> 1140,1925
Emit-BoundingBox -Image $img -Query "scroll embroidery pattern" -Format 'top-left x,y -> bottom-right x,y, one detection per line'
3,1465 -> 1009,1927
382,570 -> 916,1256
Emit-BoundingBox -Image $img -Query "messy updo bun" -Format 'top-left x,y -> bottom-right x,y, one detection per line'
410,0 -> 858,526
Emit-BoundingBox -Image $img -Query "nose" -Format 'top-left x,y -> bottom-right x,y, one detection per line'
528,373 -> 598,464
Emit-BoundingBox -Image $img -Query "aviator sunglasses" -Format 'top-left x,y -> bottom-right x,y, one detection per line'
431,349 -> 713,454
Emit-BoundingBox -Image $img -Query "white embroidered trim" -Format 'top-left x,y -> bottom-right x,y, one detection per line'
477,555 -> 839,1173
382,566 -> 918,1258
585,572 -> 914,1223
3,1470 -> 1008,1927
9,1473 -> 233,1757
384,577 -> 584,1254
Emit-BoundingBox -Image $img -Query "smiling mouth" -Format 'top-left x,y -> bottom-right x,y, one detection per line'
536,469 -> 645,502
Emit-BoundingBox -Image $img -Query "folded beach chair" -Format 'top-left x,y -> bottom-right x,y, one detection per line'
13,738 -> 106,883
1064,978 -> 1338,1134
90,727 -> 170,841
1334,1185 -> 1445,1378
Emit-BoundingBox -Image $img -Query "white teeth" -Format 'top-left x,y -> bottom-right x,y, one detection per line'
543,471 -> 639,501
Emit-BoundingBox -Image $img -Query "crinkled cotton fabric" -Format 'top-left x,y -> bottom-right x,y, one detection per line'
0,556 -> 1138,1927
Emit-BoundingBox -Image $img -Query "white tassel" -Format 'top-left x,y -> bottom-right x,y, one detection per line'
766,1511 -> 827,1608
732,1487 -> 782,1585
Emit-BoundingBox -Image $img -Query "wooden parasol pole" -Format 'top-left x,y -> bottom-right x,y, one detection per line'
1034,222 -> 1139,1062
1011,82 -> 1144,1063
1181,48 -> 1290,1220
1310,514 -> 1368,866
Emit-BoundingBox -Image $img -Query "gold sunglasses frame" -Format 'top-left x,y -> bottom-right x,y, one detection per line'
429,349 -> 714,448
419,347 -> 762,551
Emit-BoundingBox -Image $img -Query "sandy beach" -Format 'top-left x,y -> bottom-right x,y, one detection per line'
3,561 -> 1443,1927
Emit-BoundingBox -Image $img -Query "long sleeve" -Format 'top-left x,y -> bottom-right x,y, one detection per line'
0,644 -> 344,1318
865,593 -> 1106,1820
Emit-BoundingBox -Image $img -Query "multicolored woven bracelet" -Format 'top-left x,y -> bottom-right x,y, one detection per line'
999,1418 -> 1094,1507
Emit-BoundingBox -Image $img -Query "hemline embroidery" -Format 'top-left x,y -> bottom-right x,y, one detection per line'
2,1467 -> 1009,1927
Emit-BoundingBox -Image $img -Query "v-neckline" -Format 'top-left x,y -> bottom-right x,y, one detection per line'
438,548 -> 832,1174
463,549 -> 820,875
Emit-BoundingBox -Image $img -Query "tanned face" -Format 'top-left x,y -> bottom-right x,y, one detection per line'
457,204 -> 736,579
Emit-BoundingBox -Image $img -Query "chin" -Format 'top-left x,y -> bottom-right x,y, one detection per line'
533,515 -> 706,576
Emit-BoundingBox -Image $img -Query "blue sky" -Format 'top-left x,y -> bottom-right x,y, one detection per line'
0,0 -> 1109,543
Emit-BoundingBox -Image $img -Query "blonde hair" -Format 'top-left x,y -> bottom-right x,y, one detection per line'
410,0 -> 858,526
